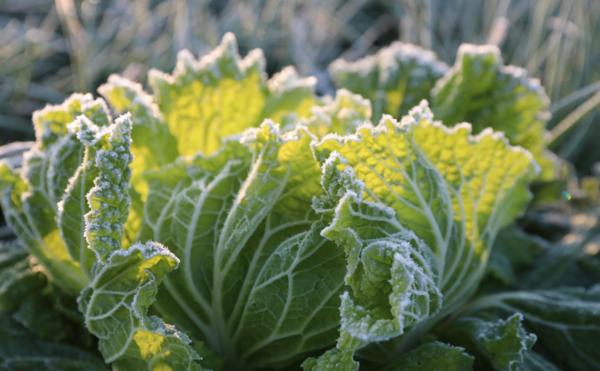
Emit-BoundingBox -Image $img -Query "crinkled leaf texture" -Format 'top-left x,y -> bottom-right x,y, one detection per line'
79,242 -> 205,370
307,102 -> 537,367
70,114 -> 209,370
149,32 -> 317,156
331,41 -> 555,180
0,94 -> 112,294
302,89 -> 371,137
330,42 -> 448,121
431,44 -> 554,179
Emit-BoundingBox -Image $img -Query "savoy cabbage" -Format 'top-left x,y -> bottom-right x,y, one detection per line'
0,33 -> 598,371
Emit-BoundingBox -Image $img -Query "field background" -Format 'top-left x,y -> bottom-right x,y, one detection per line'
1,0 -> 599,174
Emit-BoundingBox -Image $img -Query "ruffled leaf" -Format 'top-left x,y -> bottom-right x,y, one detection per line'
0,94 -> 112,293
310,101 -> 536,367
315,101 -> 537,310
303,89 -> 371,137
78,242 -> 205,370
322,154 -> 442,342
445,313 -> 536,371
73,112 -> 208,369
149,33 -> 316,156
330,42 -> 448,121
98,74 -> 178,197
68,114 -> 133,262
468,286 -> 600,371
431,44 -> 553,178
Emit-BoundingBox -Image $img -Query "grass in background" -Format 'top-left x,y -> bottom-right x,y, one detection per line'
1,0 -> 599,172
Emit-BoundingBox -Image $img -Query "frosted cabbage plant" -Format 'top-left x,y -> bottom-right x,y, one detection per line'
0,33 -> 598,371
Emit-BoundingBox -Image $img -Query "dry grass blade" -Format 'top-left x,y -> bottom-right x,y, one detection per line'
550,91 -> 600,145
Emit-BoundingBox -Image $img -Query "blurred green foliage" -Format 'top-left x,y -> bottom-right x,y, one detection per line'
0,0 -> 599,172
